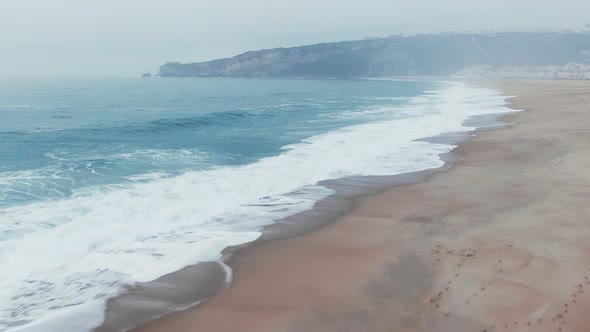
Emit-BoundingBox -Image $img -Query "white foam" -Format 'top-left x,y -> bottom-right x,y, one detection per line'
0,82 -> 515,331
124,172 -> 171,182
0,105 -> 32,110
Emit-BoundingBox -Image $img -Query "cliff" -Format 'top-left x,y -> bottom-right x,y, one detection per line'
159,32 -> 590,78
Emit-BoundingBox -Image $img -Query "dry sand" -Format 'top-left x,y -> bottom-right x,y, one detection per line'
134,80 -> 590,332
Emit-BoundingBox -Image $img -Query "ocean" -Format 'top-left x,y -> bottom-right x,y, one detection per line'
0,78 -> 512,331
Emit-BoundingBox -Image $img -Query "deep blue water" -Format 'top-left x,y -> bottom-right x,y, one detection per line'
0,78 -> 432,207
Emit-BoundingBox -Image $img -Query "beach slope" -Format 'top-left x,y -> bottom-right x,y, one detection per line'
135,80 -> 590,332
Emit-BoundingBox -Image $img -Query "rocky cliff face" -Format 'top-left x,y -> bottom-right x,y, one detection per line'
159,32 -> 590,78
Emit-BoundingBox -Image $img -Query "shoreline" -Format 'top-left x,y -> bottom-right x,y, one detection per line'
96,82 -> 518,332
95,82 -> 513,332
132,79 -> 590,331
98,121 -> 493,332
94,84 -> 498,331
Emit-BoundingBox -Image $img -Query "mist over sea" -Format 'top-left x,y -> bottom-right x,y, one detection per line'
0,78 -> 511,331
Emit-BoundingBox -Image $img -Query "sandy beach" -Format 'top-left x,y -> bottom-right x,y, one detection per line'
134,80 -> 590,332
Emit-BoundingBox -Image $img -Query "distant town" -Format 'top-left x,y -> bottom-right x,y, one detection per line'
453,63 -> 590,80
362,26 -> 590,40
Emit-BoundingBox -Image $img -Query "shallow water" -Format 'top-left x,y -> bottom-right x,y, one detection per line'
0,78 -> 511,331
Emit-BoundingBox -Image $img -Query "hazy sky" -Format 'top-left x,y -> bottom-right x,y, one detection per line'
1,0 -> 589,78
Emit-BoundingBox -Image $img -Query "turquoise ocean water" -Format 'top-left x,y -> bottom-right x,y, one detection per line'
0,78 -> 511,331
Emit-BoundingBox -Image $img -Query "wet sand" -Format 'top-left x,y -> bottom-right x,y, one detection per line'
134,80 -> 590,332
